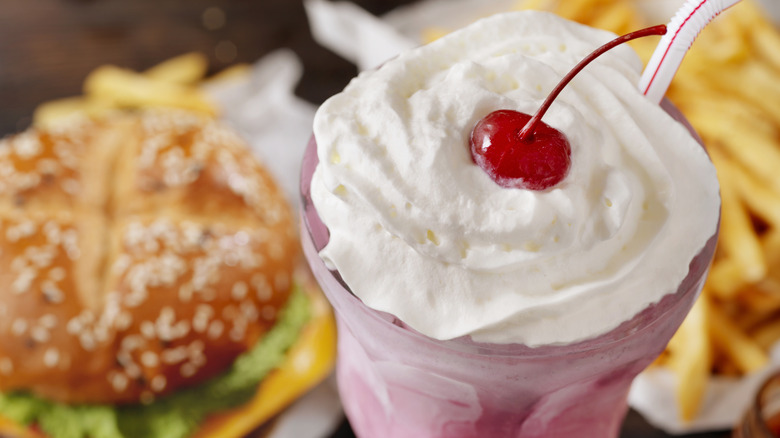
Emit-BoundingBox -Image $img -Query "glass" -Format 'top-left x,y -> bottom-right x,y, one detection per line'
300,101 -> 719,438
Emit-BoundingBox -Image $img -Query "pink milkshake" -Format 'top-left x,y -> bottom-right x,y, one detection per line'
302,11 -> 720,438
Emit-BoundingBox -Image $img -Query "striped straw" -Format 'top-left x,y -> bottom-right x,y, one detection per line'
639,0 -> 743,104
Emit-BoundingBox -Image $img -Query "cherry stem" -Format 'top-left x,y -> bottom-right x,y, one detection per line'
518,24 -> 668,142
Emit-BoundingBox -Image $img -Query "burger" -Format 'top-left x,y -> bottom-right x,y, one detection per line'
0,110 -> 335,438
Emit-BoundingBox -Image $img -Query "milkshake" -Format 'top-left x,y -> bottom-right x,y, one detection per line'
302,10 -> 720,437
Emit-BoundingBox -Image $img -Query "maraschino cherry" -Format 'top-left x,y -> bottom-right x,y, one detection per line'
470,25 -> 668,191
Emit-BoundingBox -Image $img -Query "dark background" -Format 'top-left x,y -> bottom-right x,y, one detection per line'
0,1 -> 735,436
0,0 -> 421,135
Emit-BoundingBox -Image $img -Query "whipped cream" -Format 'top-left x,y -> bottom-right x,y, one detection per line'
310,11 -> 720,346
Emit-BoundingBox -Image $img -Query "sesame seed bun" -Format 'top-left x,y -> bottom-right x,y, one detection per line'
0,110 -> 300,405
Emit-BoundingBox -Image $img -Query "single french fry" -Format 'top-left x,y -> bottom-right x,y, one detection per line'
666,296 -> 712,421
708,301 -> 769,374
707,258 -> 750,299
84,65 -> 216,115
710,146 -> 780,227
751,318 -> 780,351
739,279 -> 780,312
751,22 -> 780,71
201,63 -> 252,86
732,281 -> 780,330
32,96 -> 114,129
716,168 -> 767,283
144,52 -> 209,85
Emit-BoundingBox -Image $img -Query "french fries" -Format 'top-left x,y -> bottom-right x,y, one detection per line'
515,0 -> 780,422
143,52 -> 209,84
32,52 -> 235,129
507,0 -> 780,423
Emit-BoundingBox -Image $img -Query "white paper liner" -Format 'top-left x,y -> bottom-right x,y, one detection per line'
265,376 -> 343,438
304,0 -> 779,434
305,0 -> 416,71
204,48 -> 316,206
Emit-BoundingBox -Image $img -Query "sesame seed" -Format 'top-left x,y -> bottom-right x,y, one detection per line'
173,320 -> 190,338
191,353 -> 207,368
224,252 -> 239,267
141,351 -> 159,368
253,274 -> 271,301
151,375 -> 167,392
140,321 -> 156,339
207,320 -> 224,339
160,306 -> 175,323
11,319 -> 27,336
192,314 -> 209,333
42,281 -> 65,303
80,332 -> 96,351
43,222 -> 62,246
110,372 -> 129,392
66,318 -> 82,335
80,310 -> 95,324
39,314 -> 58,329
37,158 -> 59,175
180,363 -> 197,378
178,284 -> 193,302
229,326 -> 245,342
61,178 -> 81,195
116,311 -> 133,331
161,347 -> 187,364
125,363 -> 142,379
231,281 -> 248,300
12,268 -> 36,294
189,340 -> 204,354
31,326 -> 50,343
0,358 -> 13,375
94,326 -> 109,342
13,132 -> 42,159
120,335 -> 143,352
26,245 -> 55,268
48,266 -> 66,281
43,347 -> 60,368
111,254 -> 131,276
234,231 -> 249,246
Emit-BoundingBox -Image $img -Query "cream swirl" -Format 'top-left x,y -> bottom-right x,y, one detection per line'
310,11 -> 720,345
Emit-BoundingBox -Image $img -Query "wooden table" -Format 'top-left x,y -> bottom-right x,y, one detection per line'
0,1 -> 739,437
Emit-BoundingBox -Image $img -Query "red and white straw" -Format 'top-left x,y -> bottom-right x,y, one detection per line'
639,0 -> 743,104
